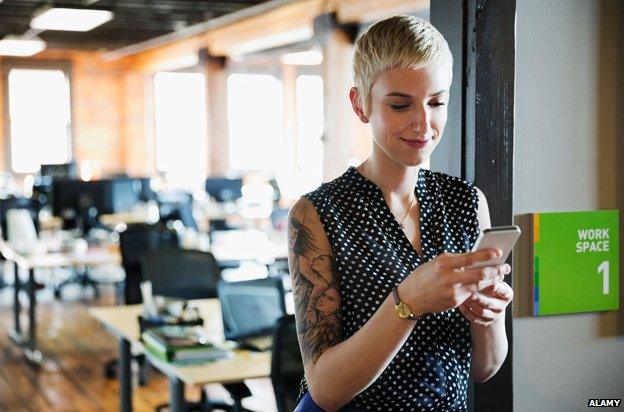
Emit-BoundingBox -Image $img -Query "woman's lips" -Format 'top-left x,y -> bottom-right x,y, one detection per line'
400,138 -> 431,149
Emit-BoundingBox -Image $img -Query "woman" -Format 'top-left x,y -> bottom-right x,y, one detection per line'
287,15 -> 513,411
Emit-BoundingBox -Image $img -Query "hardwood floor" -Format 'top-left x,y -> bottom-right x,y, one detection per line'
0,280 -> 277,412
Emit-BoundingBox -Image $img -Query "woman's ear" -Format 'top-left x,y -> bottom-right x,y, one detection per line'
349,87 -> 369,123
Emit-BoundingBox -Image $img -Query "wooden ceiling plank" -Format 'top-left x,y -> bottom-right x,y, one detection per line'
336,0 -> 429,23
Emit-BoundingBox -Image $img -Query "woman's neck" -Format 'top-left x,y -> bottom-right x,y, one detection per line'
358,151 -> 420,203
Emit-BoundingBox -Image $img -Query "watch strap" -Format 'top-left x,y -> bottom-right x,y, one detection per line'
392,285 -> 420,321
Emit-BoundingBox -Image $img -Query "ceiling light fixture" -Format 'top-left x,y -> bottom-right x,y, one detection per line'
0,36 -> 46,57
30,7 -> 113,32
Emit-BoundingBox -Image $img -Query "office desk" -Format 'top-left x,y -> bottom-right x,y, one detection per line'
0,241 -> 121,365
89,300 -> 271,412
99,209 -> 160,228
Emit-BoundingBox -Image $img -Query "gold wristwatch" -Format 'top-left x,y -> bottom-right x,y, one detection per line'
392,285 -> 420,321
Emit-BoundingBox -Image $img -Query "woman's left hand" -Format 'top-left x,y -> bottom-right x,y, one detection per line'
458,280 -> 513,326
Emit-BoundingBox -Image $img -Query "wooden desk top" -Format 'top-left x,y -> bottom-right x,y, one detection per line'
89,299 -> 271,386
0,241 -> 121,270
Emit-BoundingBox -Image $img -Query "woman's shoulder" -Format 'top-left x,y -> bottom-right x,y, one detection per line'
423,169 -> 479,205
302,169 -> 353,204
424,169 -> 476,192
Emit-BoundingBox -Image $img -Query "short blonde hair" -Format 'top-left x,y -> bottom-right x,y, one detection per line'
352,15 -> 452,116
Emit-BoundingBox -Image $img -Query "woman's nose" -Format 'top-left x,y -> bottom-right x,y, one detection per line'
411,106 -> 430,135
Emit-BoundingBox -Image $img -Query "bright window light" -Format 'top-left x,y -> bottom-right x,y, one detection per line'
289,74 -> 324,196
8,69 -> 72,173
282,50 -> 323,66
154,72 -> 208,191
0,36 -> 46,57
30,8 -> 113,32
227,74 -> 284,171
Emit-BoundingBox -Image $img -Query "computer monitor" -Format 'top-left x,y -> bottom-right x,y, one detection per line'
40,162 -> 77,179
52,178 -> 142,228
157,191 -> 197,230
205,177 -> 243,202
217,277 -> 286,342
52,179 -> 100,216
110,178 -> 142,212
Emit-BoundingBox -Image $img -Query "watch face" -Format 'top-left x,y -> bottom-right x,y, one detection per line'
396,302 -> 411,318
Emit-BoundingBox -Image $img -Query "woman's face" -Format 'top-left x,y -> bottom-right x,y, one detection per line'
316,287 -> 340,314
364,59 -> 452,167
311,255 -> 333,275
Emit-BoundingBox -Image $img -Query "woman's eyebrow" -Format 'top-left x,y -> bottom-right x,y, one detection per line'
386,92 -> 413,98
429,89 -> 449,97
385,90 -> 449,98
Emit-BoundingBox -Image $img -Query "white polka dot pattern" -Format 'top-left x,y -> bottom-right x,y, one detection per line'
298,166 -> 480,411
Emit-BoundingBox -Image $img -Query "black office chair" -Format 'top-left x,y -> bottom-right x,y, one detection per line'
119,223 -> 179,305
103,223 -> 179,383
142,249 -> 250,412
141,249 -> 220,300
271,314 -> 304,412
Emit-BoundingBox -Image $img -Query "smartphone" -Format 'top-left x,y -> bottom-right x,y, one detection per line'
466,225 -> 522,269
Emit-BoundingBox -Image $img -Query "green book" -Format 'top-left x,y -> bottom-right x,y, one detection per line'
141,326 -> 233,364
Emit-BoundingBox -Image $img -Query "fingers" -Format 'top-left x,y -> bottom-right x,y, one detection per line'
460,282 -> 514,325
489,281 -> 514,301
442,248 -> 502,270
458,302 -> 493,326
466,293 -> 506,314
456,263 -> 511,286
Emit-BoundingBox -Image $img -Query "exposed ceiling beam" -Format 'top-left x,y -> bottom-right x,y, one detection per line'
101,0 -> 295,61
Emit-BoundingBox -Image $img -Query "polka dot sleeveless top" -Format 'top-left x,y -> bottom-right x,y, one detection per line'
299,166 -> 481,411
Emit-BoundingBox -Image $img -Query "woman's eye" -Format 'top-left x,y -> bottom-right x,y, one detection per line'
389,104 -> 410,110
430,102 -> 446,107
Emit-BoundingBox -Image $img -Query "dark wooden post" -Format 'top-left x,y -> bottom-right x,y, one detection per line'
431,1 -> 516,411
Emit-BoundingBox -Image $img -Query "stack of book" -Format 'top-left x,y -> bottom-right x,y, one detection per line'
141,326 -> 233,364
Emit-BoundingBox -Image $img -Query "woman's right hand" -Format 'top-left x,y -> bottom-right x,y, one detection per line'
399,249 -> 511,316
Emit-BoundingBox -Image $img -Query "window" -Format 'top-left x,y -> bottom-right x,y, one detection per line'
227,74 -> 284,170
153,72 -> 207,191
273,72 -> 325,200
7,68 -> 72,173
293,74 -> 323,193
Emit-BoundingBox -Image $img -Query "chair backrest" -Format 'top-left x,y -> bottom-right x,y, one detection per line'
271,314 -> 304,412
119,223 -> 179,304
0,196 -> 40,241
217,276 -> 286,341
141,249 -> 221,300
6,209 -> 38,252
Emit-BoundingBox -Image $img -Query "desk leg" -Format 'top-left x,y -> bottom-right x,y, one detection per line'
24,268 -> 42,365
13,262 -> 21,336
168,376 -> 185,412
119,338 -> 133,412
8,262 -> 24,347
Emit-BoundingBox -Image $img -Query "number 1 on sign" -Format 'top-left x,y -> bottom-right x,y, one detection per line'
598,261 -> 609,295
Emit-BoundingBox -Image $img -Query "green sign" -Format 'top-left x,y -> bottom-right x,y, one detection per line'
532,210 -> 620,316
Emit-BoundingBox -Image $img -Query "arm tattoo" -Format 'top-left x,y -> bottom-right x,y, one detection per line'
289,201 -> 342,364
